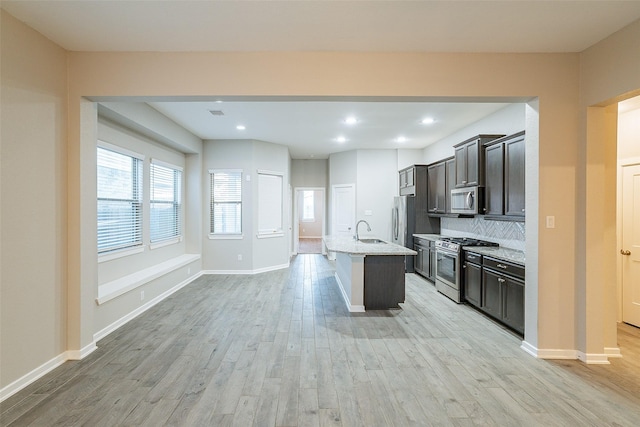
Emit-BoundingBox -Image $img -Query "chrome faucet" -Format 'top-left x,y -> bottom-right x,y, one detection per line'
355,220 -> 371,241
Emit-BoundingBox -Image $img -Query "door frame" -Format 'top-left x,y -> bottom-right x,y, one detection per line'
293,187 -> 326,255
617,157 -> 640,323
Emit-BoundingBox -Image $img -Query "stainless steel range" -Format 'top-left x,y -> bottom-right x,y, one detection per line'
435,237 -> 498,303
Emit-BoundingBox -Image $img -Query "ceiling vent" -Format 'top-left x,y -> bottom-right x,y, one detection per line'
209,110 -> 224,116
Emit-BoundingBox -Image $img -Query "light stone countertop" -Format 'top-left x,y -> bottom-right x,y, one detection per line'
323,235 -> 417,256
463,246 -> 526,266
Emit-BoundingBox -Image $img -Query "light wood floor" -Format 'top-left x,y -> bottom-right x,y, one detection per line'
2,254 -> 640,426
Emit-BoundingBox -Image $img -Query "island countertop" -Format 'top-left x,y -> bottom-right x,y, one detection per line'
323,235 -> 417,256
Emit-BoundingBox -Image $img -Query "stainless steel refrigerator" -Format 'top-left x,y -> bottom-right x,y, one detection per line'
392,195 -> 439,273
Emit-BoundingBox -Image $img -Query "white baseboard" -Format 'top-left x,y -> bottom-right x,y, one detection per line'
604,347 -> 622,358
203,262 -> 289,275
577,351 -> 611,365
66,342 -> 98,361
94,271 -> 203,342
0,353 -> 68,402
521,341 -> 612,364
333,272 -> 365,313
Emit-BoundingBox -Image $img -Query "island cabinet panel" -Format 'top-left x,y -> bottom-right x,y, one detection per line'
364,256 -> 405,309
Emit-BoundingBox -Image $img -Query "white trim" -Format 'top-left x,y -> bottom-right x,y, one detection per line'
66,342 -> 98,361
151,157 -> 183,171
98,245 -> 145,263
333,272 -> 365,312
202,262 -> 289,276
0,353 -> 67,402
94,271 -> 203,342
98,139 -> 145,161
576,351 -> 611,365
149,236 -> 182,250
257,232 -> 284,239
208,233 -> 244,240
604,347 -> 622,358
257,169 -> 283,177
96,254 -> 201,305
208,168 -> 243,174
520,341 -> 578,360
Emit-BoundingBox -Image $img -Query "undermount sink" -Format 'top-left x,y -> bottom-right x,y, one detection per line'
358,238 -> 386,244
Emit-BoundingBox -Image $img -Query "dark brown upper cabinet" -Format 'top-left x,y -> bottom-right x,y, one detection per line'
453,134 -> 504,188
483,131 -> 526,220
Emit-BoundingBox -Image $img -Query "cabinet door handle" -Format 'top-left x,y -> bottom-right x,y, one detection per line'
496,264 -> 508,269
497,278 -> 506,283
522,209 -> 525,212
620,249 -> 631,256
462,180 -> 467,184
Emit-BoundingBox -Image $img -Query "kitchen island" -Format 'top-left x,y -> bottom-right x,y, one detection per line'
323,236 -> 417,312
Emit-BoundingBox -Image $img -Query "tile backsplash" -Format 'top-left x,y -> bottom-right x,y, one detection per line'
441,217 -> 526,252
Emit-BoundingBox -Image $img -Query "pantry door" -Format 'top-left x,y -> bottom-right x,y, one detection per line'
621,163 -> 640,327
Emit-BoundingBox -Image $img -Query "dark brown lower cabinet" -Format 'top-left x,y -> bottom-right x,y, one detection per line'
465,253 -> 525,335
463,261 -> 482,307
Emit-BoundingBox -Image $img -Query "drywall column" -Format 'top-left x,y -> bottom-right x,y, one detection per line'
577,105 -> 619,363
67,98 -> 98,358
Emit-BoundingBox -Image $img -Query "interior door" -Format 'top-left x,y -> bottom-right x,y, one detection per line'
332,184 -> 355,239
622,164 -> 640,327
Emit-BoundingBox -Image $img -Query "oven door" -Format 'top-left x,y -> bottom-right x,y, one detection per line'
435,249 -> 459,290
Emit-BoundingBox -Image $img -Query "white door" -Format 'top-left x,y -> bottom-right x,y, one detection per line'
622,164 -> 640,327
332,184 -> 356,238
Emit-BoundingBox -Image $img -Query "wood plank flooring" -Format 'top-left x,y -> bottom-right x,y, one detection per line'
2,254 -> 640,426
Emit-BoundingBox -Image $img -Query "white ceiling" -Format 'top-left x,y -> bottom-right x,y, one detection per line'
4,1 -> 640,159
147,99 -> 512,158
3,1 -> 640,53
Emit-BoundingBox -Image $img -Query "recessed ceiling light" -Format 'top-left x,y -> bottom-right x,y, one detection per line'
336,136 -> 348,143
209,110 -> 224,116
421,117 -> 435,125
236,125 -> 246,131
215,100 -> 223,103
396,136 -> 407,143
344,116 -> 358,125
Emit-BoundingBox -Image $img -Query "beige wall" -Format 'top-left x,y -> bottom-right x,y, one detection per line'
1,11 -> 68,387
578,18 -> 640,359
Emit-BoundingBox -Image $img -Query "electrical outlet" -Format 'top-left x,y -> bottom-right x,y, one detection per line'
238,254 -> 243,261
140,291 -> 145,301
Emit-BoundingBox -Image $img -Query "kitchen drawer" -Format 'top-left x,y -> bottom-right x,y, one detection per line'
465,251 -> 482,264
414,237 -> 434,247
483,256 -> 525,280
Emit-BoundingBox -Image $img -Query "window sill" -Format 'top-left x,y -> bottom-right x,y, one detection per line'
208,233 -> 244,240
96,254 -> 201,305
257,232 -> 284,239
149,236 -> 182,250
98,245 -> 144,263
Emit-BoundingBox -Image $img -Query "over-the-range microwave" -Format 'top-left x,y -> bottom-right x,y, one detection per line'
450,186 -> 483,215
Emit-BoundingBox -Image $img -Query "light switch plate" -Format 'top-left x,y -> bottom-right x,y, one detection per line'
546,216 -> 555,229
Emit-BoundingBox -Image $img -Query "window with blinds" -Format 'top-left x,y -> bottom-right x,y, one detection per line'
150,160 -> 182,243
97,146 -> 143,254
210,170 -> 242,235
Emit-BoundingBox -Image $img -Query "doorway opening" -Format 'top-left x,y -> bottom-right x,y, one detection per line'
294,187 -> 326,254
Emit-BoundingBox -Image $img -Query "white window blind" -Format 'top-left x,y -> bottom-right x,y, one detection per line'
258,171 -> 283,235
150,161 -> 182,243
210,170 -> 242,234
97,146 -> 143,253
302,190 -> 314,221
